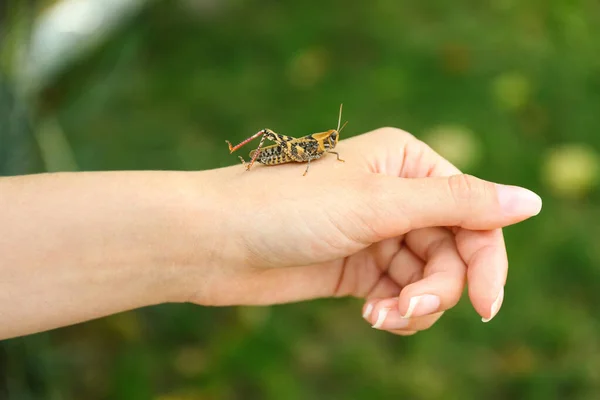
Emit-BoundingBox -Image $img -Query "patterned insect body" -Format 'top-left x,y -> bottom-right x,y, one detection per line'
225,105 -> 346,176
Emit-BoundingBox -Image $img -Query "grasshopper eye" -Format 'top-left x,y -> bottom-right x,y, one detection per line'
330,132 -> 338,141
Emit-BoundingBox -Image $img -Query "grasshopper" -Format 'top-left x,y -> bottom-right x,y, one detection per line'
225,104 -> 347,176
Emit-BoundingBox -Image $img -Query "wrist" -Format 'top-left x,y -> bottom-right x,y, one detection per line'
151,169 -> 238,305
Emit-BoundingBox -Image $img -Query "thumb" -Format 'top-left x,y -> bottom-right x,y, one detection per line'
369,174 -> 542,234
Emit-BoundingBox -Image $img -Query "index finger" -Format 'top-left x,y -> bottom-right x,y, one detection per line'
413,138 -> 507,322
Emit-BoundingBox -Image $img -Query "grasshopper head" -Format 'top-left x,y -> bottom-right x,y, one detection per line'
324,118 -> 348,150
327,103 -> 347,150
325,129 -> 339,149
314,104 -> 347,150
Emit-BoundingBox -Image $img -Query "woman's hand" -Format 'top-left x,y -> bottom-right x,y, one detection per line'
193,127 -> 542,335
0,127 -> 541,339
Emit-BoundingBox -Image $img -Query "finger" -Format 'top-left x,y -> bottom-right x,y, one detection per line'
396,227 -> 466,318
362,247 -> 424,319
385,245 -> 424,291
362,246 -> 424,318
339,242 -> 426,304
455,229 -> 507,321
363,297 -> 444,331
413,143 -> 509,322
363,275 -> 402,300
365,174 -> 542,238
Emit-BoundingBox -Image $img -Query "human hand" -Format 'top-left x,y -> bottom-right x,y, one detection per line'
0,127 -> 542,340
189,127 -> 542,335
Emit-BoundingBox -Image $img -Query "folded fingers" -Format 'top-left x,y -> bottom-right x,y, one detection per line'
395,227 -> 467,318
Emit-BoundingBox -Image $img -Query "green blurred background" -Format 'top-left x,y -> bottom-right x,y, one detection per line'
2,0 -> 600,399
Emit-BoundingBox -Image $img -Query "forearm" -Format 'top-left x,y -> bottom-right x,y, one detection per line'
0,171 -> 220,339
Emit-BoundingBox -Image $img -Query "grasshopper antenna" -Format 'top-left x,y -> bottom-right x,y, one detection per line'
337,103 -> 348,133
339,120 -> 348,133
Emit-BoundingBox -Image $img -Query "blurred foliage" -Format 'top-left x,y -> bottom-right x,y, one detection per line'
2,0 -> 600,399
0,73 -> 43,176
0,0 -> 44,176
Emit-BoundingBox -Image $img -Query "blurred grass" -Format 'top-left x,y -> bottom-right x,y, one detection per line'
3,0 -> 600,399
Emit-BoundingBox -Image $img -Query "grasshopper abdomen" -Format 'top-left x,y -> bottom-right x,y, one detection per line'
250,145 -> 292,165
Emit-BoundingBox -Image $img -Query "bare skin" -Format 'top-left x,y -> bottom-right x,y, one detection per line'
0,127 -> 542,340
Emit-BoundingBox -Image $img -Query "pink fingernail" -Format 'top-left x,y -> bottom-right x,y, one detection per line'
400,294 -> 440,318
482,287 -> 504,323
496,184 -> 542,217
363,303 -> 374,319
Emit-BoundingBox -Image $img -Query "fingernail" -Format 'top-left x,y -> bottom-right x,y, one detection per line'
373,310 -> 410,330
482,287 -> 504,323
363,303 -> 374,319
400,294 -> 440,318
372,308 -> 390,329
496,184 -> 542,217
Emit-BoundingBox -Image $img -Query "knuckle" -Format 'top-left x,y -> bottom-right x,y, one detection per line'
424,236 -> 452,259
446,174 -> 489,205
373,127 -> 416,141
